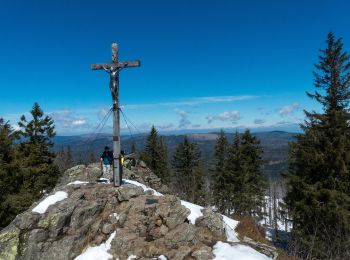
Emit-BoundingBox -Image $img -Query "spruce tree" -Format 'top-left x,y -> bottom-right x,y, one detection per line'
142,126 -> 170,184
0,118 -> 18,228
224,130 -> 266,217
239,129 -> 266,217
172,136 -> 205,204
225,131 -> 243,215
12,103 -> 60,213
285,32 -> 350,258
211,130 -> 229,213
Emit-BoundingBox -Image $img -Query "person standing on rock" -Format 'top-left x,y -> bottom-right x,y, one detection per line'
100,146 -> 113,179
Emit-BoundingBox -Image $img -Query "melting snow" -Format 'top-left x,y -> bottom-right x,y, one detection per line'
222,215 -> 239,242
67,181 -> 89,186
213,241 -> 271,260
109,213 -> 119,220
180,200 -> 203,224
75,231 -> 116,260
32,191 -> 68,214
123,179 -> 163,196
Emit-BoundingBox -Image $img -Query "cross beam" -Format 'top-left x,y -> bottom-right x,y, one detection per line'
91,43 -> 140,187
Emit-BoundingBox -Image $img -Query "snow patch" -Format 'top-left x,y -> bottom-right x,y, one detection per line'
127,255 -> 137,260
109,213 -> 119,220
222,215 -> 239,242
97,178 -> 110,184
32,191 -> 68,214
158,255 -> 167,260
67,181 -> 89,186
180,200 -> 203,224
75,231 -> 116,260
123,179 -> 163,196
213,241 -> 271,260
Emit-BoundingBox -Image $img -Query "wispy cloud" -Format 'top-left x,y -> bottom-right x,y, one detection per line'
254,118 -> 266,124
279,102 -> 299,116
176,109 -> 192,128
122,95 -> 257,109
49,110 -> 90,129
206,111 -> 241,124
157,123 -> 175,130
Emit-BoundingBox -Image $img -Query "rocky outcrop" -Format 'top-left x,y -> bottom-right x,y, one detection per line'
0,162 -> 277,260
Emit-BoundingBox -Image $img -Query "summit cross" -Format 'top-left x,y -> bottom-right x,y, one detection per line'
91,43 -> 141,186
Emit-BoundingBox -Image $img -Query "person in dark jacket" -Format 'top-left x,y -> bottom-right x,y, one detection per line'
100,146 -> 113,179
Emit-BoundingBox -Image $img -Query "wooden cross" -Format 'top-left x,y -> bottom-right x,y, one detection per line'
91,43 -> 140,186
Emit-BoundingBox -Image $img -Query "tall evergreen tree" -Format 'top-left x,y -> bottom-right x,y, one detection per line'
225,131 -> 243,215
11,103 -> 60,214
0,118 -> 18,228
142,126 -> 170,184
172,136 -> 205,204
239,129 -> 266,217
211,130 -> 229,213
223,130 -> 266,217
285,32 -> 350,258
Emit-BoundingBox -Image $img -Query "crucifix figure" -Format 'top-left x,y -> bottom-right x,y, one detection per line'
91,43 -> 140,186
102,65 -> 118,101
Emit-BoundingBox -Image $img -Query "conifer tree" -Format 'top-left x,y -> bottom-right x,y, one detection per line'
225,131 -> 243,214
172,136 -> 205,204
224,130 -> 266,217
142,126 -> 170,184
239,129 -> 266,217
285,32 -> 350,258
0,118 -> 18,228
211,130 -> 229,213
12,103 -> 60,213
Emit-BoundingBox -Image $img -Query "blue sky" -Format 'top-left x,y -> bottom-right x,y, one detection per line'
0,0 -> 349,135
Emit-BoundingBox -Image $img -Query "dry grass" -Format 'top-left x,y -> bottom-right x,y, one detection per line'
234,215 -> 269,244
276,250 -> 298,260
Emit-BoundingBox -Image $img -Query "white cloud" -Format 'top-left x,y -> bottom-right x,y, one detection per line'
49,110 -> 90,129
72,119 -> 87,126
123,95 -> 257,109
279,103 -> 299,116
206,111 -> 240,124
176,109 -> 191,128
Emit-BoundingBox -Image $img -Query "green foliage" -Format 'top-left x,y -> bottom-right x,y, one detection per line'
211,130 -> 266,216
0,103 -> 60,229
172,136 -> 205,204
227,130 -> 266,217
142,126 -> 170,185
285,32 -> 350,258
211,130 -> 229,213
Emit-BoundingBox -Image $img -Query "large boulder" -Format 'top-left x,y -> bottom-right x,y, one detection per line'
195,208 -> 226,239
0,162 -> 277,260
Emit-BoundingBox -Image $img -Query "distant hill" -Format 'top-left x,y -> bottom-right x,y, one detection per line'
53,131 -> 295,180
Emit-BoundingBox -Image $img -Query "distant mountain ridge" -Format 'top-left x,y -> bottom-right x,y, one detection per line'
53,131 -> 295,179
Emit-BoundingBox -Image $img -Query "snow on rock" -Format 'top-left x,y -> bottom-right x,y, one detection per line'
109,213 -> 119,220
32,191 -> 68,214
127,255 -> 137,260
67,181 -> 89,186
213,241 -> 271,260
75,231 -> 116,260
158,255 -> 167,260
222,215 -> 239,242
123,179 -> 163,196
180,200 -> 203,224
97,178 -> 111,184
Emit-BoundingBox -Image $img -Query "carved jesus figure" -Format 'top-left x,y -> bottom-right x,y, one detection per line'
103,65 -> 119,101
